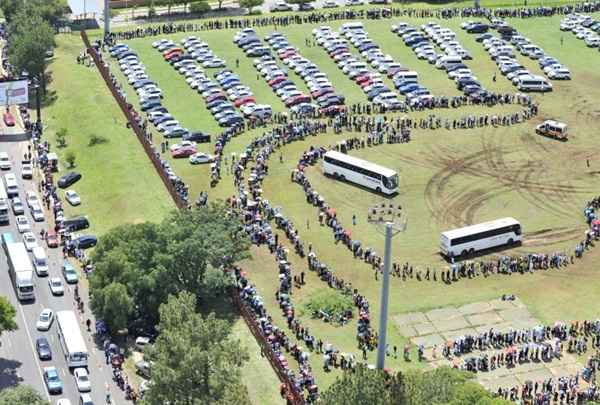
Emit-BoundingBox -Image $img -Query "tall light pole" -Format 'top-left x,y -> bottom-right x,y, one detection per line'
367,202 -> 407,370
104,0 -> 110,35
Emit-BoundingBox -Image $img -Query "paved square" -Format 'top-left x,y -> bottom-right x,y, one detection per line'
458,301 -> 493,315
425,307 -> 463,322
467,312 -> 504,327
433,317 -> 471,333
395,298 -> 584,391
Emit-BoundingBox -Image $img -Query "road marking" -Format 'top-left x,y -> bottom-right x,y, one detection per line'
17,303 -> 51,401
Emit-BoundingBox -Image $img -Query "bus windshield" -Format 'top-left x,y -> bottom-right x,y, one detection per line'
383,174 -> 399,190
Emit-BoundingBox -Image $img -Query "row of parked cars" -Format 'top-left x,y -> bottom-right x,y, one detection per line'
313,24 -> 403,110
235,29 -> 316,112
269,0 -> 385,11
394,22 -> 484,98
265,31 -> 344,115
156,36 -> 248,127
110,43 -> 195,139
561,14 -> 600,50
479,34 -> 553,92
153,37 -> 226,68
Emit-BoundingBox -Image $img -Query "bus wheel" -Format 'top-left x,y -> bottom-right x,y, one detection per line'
333,172 -> 339,179
508,238 -> 514,245
340,174 -> 345,180
469,248 -> 475,255
376,187 -> 381,193
461,250 -> 467,257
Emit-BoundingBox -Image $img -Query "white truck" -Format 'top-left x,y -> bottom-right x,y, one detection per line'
6,242 -> 35,300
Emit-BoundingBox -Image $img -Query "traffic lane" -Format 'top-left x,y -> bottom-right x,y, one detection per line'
9,140 -> 127,405
0,271 -> 47,398
1,140 -> 115,405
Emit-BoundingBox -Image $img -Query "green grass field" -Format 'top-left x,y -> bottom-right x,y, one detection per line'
77,8 -> 600,401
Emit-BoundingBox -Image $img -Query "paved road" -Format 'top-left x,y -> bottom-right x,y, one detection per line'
0,140 -> 127,405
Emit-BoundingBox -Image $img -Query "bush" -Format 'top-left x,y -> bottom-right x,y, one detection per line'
190,1 -> 211,14
88,134 -> 108,146
56,127 -> 67,148
303,289 -> 353,319
65,150 -> 76,168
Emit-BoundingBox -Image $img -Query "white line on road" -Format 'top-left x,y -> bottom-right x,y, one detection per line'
17,304 -> 51,401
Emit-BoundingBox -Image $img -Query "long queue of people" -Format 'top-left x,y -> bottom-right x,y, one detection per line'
103,2 -> 600,44
288,135 -> 600,283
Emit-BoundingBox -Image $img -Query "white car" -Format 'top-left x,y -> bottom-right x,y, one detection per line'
21,162 -> 33,179
36,308 -> 54,331
56,400 -> 72,405
22,232 -> 38,251
30,203 -> 45,222
74,368 -> 92,392
16,215 -> 30,233
189,153 -> 214,165
48,277 -> 64,295
25,190 -> 39,208
0,152 -> 11,170
65,190 -> 81,206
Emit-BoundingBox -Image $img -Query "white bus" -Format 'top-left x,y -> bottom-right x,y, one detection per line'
440,217 -> 522,258
56,311 -> 89,368
0,182 -> 9,224
322,150 -> 399,195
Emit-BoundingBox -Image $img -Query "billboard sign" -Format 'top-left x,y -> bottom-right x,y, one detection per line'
0,80 -> 29,105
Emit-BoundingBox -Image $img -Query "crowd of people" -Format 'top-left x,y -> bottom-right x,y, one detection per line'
103,1 -> 600,42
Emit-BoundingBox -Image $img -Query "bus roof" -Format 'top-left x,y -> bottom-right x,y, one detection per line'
2,232 -> 15,244
56,311 -> 89,355
324,150 -> 397,178
6,242 -> 34,273
441,217 -> 520,240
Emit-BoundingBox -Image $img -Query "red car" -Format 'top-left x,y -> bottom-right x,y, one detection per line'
234,96 -> 256,107
355,74 -> 374,85
278,50 -> 297,59
205,93 -> 227,103
163,47 -> 182,57
311,87 -> 334,98
329,48 -> 349,57
285,95 -> 311,107
171,145 -> 197,158
3,111 -> 15,127
46,230 -> 59,248
268,76 -> 286,87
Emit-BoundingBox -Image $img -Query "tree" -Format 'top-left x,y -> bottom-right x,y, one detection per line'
320,364 -> 406,405
0,0 -> 64,26
190,0 -> 211,14
55,127 -> 67,148
90,203 -> 250,331
7,11 -> 55,93
447,382 -> 513,405
90,282 -> 133,333
0,385 -> 48,405
285,0 -> 311,6
143,292 -> 251,405
239,0 -> 264,12
65,150 -> 76,168
0,296 -> 17,338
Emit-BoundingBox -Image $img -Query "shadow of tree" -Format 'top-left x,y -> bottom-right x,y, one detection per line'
0,357 -> 24,390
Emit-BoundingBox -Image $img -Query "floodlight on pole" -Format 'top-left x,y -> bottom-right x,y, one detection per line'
367,202 -> 407,370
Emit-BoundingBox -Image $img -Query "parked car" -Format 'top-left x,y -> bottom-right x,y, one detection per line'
62,216 -> 89,231
46,231 -> 59,248
189,153 -> 214,164
57,172 -> 82,189
12,197 -> 24,215
62,260 -> 79,284
65,190 -> 81,206
3,111 -> 15,126
73,235 -> 97,249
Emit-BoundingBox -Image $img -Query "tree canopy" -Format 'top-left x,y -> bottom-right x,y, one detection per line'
142,291 -> 251,405
0,296 -> 18,337
0,0 -> 64,25
0,385 -> 49,405
320,365 -> 512,405
239,0 -> 265,12
90,203 -> 250,333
